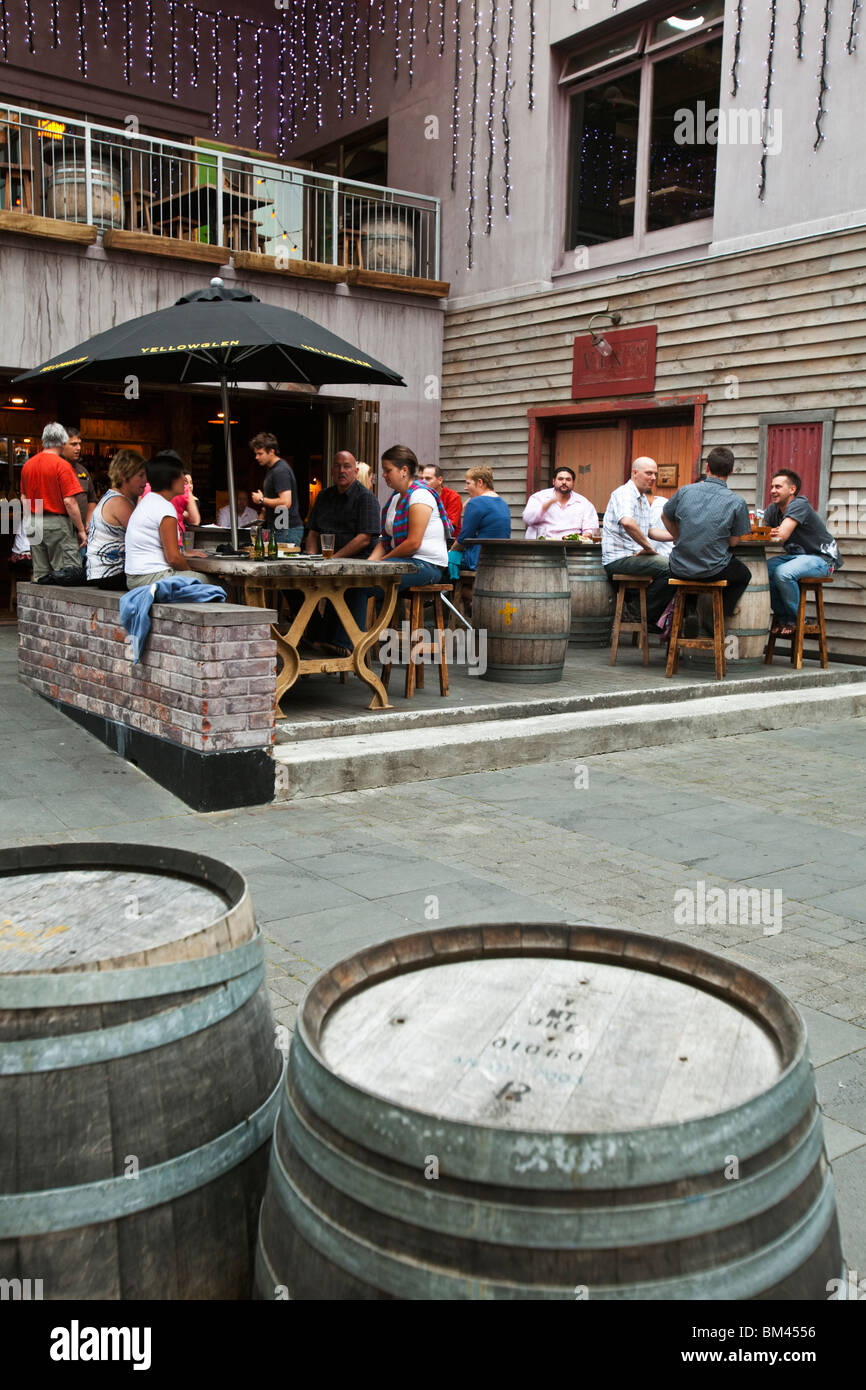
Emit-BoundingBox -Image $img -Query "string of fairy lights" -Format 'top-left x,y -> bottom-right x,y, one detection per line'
757,0 -> 777,199
4,0 -> 857,256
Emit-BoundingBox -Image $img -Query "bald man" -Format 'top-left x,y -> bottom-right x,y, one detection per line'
305,450 -> 381,559
601,457 -> 672,623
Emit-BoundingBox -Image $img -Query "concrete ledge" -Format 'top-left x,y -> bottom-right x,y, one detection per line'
23,583 -> 276,625
275,665 -> 866,744
273,680 -> 866,800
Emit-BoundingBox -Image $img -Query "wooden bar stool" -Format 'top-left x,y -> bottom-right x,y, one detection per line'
765,576 -> 832,670
666,578 -> 727,680
449,570 -> 475,628
381,583 -> 453,698
610,574 -> 651,667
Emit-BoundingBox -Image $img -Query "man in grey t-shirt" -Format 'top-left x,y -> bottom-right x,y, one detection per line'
662,447 -> 752,616
764,469 -> 841,633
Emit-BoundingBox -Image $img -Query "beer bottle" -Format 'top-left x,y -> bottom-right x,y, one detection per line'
254,525 -> 265,560
267,527 -> 278,559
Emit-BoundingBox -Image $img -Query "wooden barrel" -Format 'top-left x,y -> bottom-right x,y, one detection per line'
359,213 -> 415,275
693,546 -> 772,667
256,923 -> 843,1300
473,539 -> 572,683
0,842 -> 282,1300
47,156 -> 124,229
564,543 -> 615,646
728,546 -> 772,664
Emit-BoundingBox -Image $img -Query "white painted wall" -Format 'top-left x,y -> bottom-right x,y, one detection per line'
286,0 -> 866,298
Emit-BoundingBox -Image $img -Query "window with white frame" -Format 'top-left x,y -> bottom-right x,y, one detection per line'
563,1 -> 724,253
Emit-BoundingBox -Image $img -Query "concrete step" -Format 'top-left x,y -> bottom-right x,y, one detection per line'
272,677 -> 866,801
274,665 -> 865,743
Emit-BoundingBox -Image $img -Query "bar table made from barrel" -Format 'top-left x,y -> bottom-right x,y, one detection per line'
727,538 -> 772,664
691,537 -> 772,667
255,923 -> 842,1300
473,539 -> 572,683
0,843 -> 283,1300
563,540 -> 615,647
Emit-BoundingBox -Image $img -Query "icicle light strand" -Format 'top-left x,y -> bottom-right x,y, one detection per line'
502,0 -> 515,217
758,0 -> 777,199
795,0 -> 806,54
467,0 -> 480,267
529,0 -> 536,109
730,0 -> 744,95
24,0 -> 35,52
814,0 -> 832,148
451,0 -> 462,192
847,0 -> 861,50
486,0 -> 498,235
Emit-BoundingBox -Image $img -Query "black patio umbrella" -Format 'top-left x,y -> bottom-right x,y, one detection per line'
15,278 -> 406,548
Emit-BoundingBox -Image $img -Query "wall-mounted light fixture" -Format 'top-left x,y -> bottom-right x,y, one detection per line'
587,312 -> 623,359
5,395 -> 34,411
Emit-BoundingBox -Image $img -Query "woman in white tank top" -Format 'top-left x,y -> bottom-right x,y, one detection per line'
86,449 -> 149,590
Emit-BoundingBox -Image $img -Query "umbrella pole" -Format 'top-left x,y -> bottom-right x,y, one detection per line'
220,375 -> 239,551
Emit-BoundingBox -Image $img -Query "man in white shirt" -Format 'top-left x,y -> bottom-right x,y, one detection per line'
601,457 -> 671,622
522,468 -> 598,539
217,489 -> 258,529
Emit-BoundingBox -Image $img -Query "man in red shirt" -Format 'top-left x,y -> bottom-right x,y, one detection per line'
21,422 -> 86,581
421,463 -> 462,536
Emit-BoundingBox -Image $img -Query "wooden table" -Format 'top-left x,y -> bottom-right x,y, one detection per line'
188,555 -> 415,714
150,184 -> 269,250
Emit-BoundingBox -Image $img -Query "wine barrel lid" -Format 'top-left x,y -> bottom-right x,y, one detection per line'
295,925 -> 807,1189
0,843 -> 252,973
320,954 -> 781,1132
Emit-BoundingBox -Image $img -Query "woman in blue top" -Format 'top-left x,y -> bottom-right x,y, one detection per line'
448,465 -> 512,576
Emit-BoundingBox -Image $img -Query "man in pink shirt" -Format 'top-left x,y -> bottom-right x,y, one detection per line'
523,468 -> 598,538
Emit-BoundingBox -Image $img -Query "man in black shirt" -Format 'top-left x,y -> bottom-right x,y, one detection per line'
764,469 -> 842,635
305,451 -> 381,558
250,432 -> 303,545
306,451 -> 382,653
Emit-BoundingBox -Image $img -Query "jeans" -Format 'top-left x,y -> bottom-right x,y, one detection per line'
604,554 -> 671,622
671,556 -> 751,616
273,525 -> 305,547
329,559 -> 444,651
767,554 -> 832,623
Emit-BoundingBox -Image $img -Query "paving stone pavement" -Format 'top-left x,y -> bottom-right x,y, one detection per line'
1,632 -> 865,1274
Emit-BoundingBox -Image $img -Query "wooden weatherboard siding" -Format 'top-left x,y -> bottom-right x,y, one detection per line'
440,225 -> 866,659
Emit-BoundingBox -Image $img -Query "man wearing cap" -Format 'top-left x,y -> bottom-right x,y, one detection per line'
523,468 -> 598,539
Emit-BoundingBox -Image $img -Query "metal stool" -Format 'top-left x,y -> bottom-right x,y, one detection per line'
610,574 -> 651,667
381,583 -> 453,699
666,578 -> 728,680
765,576 -> 832,670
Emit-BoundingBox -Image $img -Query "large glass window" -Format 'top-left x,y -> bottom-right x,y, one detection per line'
565,7 -> 723,251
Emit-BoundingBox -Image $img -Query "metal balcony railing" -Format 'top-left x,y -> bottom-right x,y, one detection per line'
0,102 -> 441,280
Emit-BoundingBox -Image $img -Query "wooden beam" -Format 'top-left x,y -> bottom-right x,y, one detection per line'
0,211 -> 97,244
233,251 -> 347,283
102,230 -> 229,264
347,268 -> 451,299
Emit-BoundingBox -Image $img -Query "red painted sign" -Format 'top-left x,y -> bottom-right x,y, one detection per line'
572,325 -> 657,400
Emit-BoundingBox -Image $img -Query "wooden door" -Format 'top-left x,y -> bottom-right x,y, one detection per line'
631,422 -> 693,498
554,425 -> 627,513
765,423 -> 822,505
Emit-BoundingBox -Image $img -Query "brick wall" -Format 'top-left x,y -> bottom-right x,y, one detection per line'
17,585 -> 277,754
